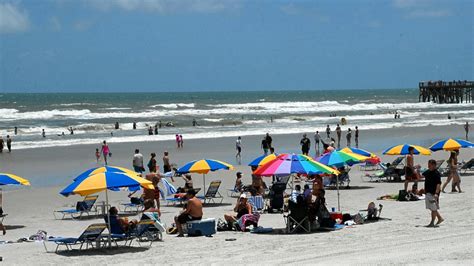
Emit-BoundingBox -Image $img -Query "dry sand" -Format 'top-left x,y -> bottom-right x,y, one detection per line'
0,126 -> 473,265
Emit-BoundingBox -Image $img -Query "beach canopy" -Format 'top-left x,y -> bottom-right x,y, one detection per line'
0,173 -> 31,186
248,153 -> 278,167
383,144 -> 431,155
73,166 -> 138,181
253,154 -> 339,176
429,138 -> 474,151
60,172 -> 154,196
315,150 -> 369,168
176,159 -> 234,194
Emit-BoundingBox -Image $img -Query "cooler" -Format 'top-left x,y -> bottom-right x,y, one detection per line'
187,218 -> 216,237
330,212 -> 343,221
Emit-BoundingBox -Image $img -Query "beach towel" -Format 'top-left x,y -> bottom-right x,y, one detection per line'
162,178 -> 177,196
237,213 -> 260,231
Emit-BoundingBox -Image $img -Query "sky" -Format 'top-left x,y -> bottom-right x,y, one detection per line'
0,0 -> 472,92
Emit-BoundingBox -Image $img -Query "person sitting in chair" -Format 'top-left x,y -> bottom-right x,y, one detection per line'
106,206 -> 137,234
290,185 -> 302,203
224,194 -> 252,230
174,189 -> 203,237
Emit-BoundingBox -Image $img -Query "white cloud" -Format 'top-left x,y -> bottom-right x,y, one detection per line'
74,20 -> 94,31
50,16 -> 62,31
0,3 -> 30,33
85,0 -> 240,13
407,9 -> 452,18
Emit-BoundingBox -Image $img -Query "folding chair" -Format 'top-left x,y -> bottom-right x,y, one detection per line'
197,180 -> 224,204
460,158 -> 474,175
54,195 -> 99,220
284,196 -> 310,233
48,223 -> 107,252
0,189 -> 7,224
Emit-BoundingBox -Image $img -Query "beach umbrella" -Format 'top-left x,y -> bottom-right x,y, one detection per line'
339,147 -> 381,164
315,150 -> 368,212
176,159 -> 234,194
73,166 -> 139,182
382,144 -> 431,155
0,173 -> 31,186
253,154 -> 339,176
429,138 -> 474,152
248,153 -> 279,167
315,150 -> 369,168
60,171 -> 154,247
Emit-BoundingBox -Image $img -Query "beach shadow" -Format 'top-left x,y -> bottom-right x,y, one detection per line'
4,225 -> 26,230
203,203 -> 232,208
56,246 -> 149,257
326,185 -> 374,190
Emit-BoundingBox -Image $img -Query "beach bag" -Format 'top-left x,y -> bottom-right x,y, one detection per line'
398,190 -> 408,201
217,218 -> 230,231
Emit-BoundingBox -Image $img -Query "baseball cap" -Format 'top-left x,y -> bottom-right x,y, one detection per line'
239,194 -> 247,199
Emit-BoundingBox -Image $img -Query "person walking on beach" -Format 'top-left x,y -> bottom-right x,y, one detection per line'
148,153 -> 157,173
314,131 -> 321,156
404,146 -> 419,191
6,135 -> 12,153
100,140 -> 111,165
261,136 -> 269,155
326,125 -> 331,139
133,149 -> 144,174
265,133 -> 273,149
300,134 -> 311,156
465,122 -> 470,140
95,148 -> 100,162
422,159 -> 443,227
442,150 -> 461,193
355,126 -> 359,148
346,128 -> 352,147
175,134 -> 181,148
163,151 -> 171,173
179,135 -> 184,148
335,124 -> 341,148
236,136 -> 242,159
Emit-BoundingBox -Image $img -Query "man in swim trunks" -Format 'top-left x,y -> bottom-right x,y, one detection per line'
404,146 -> 420,191
174,189 -> 203,237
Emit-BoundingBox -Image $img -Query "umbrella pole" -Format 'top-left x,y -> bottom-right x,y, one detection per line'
203,174 -> 206,195
106,189 -> 111,248
336,174 -> 340,212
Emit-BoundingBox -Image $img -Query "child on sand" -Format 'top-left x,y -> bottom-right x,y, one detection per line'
95,148 -> 100,162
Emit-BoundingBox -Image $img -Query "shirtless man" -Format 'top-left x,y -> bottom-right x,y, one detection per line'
174,189 -> 203,237
144,173 -> 161,209
404,146 -> 420,191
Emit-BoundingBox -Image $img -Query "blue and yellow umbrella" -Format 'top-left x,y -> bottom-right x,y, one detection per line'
73,166 -> 138,181
0,173 -> 30,186
61,172 -> 153,196
176,159 -> 234,194
383,144 -> 431,155
430,138 -> 474,151
248,153 -> 279,167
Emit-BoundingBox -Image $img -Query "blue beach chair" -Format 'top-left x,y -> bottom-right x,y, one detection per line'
48,223 -> 107,252
54,195 -> 99,220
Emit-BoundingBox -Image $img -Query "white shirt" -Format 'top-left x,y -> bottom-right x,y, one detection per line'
133,153 -> 144,167
236,139 -> 242,148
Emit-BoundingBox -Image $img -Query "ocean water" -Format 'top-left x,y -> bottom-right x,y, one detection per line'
0,89 -> 473,150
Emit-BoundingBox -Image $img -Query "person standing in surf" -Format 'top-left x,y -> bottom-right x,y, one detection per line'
326,125 -> 331,139
346,128 -> 352,147
355,126 -> 359,148
314,131 -> 321,156
335,124 -> 341,148
465,122 -> 470,140
300,134 -> 311,156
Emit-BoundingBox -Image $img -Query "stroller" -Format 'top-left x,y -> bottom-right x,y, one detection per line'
266,182 -> 286,213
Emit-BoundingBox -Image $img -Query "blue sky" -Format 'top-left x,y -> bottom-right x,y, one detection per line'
0,0 -> 472,92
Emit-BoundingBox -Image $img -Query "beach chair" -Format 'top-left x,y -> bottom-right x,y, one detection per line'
227,187 -> 240,198
48,223 -> 107,252
460,158 -> 474,175
248,195 -> 265,212
54,195 -> 99,220
107,219 -> 157,248
0,189 -> 7,224
197,180 -> 224,204
284,196 -> 310,234
390,156 -> 405,168
120,198 -> 144,214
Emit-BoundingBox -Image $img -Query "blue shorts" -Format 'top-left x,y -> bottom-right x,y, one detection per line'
133,166 -> 143,173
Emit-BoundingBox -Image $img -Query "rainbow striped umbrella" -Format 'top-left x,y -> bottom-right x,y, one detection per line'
429,138 -> 474,151
315,150 -> 369,168
248,153 -> 279,167
383,144 -> 431,155
253,154 -> 339,176
0,173 -> 30,186
340,147 -> 381,164
176,159 -> 234,194
73,166 -> 138,181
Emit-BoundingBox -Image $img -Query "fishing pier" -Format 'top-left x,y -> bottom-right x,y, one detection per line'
419,80 -> 473,103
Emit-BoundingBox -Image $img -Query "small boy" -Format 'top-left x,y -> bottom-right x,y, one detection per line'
95,148 -> 100,162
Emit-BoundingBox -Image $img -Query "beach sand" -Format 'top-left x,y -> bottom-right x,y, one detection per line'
0,125 -> 473,264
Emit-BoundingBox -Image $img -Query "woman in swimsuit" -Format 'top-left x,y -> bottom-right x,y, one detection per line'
100,140 -> 110,165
